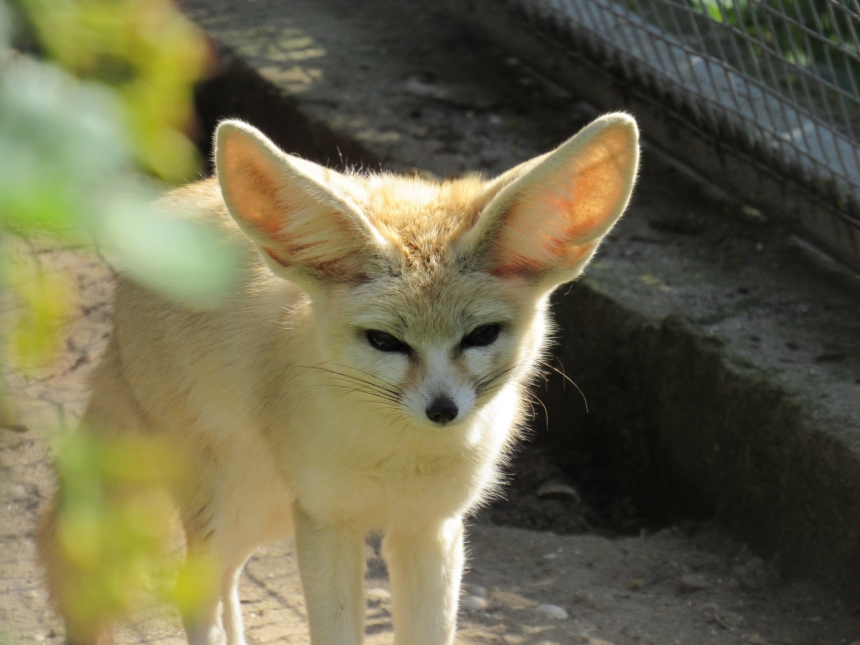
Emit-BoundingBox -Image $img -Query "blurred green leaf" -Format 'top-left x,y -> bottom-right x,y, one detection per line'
50,426 -> 187,624
99,193 -> 240,307
5,256 -> 72,369
20,0 -> 210,183
0,59 -> 129,236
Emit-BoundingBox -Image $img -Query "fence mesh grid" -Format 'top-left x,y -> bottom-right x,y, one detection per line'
509,0 -> 860,247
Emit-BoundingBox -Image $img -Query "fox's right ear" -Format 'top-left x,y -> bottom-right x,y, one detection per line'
215,120 -> 386,284
458,113 -> 639,292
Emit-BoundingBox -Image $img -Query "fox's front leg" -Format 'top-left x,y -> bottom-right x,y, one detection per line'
293,503 -> 366,645
383,516 -> 465,645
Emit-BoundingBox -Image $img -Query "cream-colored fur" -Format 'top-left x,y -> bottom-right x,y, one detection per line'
39,114 -> 639,645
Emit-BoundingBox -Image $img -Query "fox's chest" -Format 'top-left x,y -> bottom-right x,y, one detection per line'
285,429 -> 495,528
268,380 -> 513,526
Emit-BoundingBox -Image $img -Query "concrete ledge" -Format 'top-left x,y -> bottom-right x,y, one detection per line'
185,0 -> 860,597
546,289 -> 860,587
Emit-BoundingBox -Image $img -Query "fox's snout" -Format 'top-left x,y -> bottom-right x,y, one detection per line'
397,358 -> 479,428
425,395 -> 458,425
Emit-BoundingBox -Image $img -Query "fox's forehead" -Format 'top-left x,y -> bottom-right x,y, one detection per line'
360,174 -> 488,222
327,175 -> 531,341
356,174 -> 492,267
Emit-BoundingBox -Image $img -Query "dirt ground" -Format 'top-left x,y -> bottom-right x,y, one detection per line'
2,241 -> 860,645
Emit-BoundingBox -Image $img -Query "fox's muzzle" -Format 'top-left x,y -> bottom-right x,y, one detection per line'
426,396 -> 458,425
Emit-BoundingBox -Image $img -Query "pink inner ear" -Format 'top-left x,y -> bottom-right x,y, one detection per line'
491,127 -> 635,276
221,131 -> 370,281
561,128 -> 633,242
221,136 -> 287,240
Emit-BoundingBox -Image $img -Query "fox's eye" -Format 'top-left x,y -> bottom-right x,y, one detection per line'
462,324 -> 501,348
366,330 -> 410,353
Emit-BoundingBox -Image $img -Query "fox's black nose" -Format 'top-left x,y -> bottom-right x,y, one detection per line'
426,397 -> 458,424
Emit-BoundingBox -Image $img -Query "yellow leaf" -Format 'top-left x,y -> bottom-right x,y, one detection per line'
6,259 -> 74,371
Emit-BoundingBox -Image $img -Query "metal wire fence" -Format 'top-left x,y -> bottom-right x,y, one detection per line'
464,0 -> 860,268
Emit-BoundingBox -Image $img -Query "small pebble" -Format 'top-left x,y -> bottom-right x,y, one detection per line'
460,595 -> 489,612
536,480 -> 581,501
704,602 -> 743,629
747,635 -> 767,645
678,573 -> 710,593
464,583 -> 488,598
535,603 -> 568,619
733,557 -> 770,590
366,588 -> 391,606
742,205 -> 765,221
6,484 -> 28,500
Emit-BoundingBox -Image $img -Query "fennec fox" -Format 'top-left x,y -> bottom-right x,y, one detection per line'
39,114 -> 639,645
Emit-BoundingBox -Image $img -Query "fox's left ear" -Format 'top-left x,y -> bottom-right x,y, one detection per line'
214,120 -> 387,287
459,113 -> 639,290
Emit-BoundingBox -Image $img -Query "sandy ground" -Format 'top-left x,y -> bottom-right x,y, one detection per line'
3,238 -> 860,644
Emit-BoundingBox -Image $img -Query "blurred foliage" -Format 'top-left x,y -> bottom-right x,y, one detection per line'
0,0 -> 240,370
50,427 -> 184,629
18,0 -> 210,183
689,0 -> 860,94
46,426 -> 223,635
0,0 -> 237,636
5,253 -> 72,370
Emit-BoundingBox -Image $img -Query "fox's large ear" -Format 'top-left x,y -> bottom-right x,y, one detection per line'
215,120 -> 385,284
459,113 -> 638,290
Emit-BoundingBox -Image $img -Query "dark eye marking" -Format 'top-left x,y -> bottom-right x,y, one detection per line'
461,323 -> 501,349
366,330 -> 411,354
